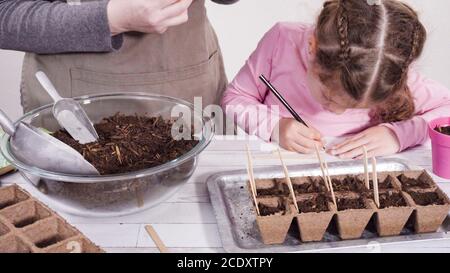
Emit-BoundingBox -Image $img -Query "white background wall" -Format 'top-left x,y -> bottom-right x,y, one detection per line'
1,0 -> 449,120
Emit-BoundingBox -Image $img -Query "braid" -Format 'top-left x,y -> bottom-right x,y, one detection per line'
395,22 -> 420,89
404,23 -> 420,72
337,1 -> 351,62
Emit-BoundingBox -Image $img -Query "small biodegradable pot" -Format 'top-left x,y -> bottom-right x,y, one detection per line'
255,197 -> 295,245
255,178 -> 289,197
374,190 -> 415,237
295,194 -> 336,242
404,188 -> 450,233
395,170 -> 436,190
335,193 -> 376,240
290,176 -> 328,195
428,117 -> 450,179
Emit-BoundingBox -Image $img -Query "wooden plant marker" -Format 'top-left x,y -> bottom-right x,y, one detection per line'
363,146 -> 370,189
246,165 -> 260,216
145,225 -> 169,253
246,145 -> 257,197
277,149 -> 299,213
323,160 -> 337,207
372,157 -> 380,208
314,144 -> 330,191
0,165 -> 14,176
246,145 -> 260,216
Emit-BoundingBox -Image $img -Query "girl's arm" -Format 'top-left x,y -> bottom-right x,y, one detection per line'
0,0 -> 122,54
382,70 -> 450,151
221,24 -> 282,141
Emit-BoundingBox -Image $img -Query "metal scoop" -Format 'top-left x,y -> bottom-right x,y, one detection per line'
35,71 -> 99,144
0,109 -> 99,175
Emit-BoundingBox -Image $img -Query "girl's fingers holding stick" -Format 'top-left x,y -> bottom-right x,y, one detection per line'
295,123 -> 323,143
292,134 -> 323,153
289,142 -> 314,154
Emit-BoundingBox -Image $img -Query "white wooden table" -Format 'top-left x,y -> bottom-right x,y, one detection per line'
1,136 -> 450,253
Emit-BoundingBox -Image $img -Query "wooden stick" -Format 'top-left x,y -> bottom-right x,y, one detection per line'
363,146 -> 370,190
323,161 -> 337,207
145,225 -> 169,253
372,157 -> 380,208
246,145 -> 257,197
277,149 -> 299,213
246,164 -> 260,216
0,165 -> 15,176
314,144 -> 330,191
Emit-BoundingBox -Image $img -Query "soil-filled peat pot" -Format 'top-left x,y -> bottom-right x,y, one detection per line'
255,197 -> 295,245
290,176 -> 328,195
405,188 -> 450,233
331,175 -> 368,192
375,190 -> 414,237
396,171 -> 435,190
255,179 -> 290,197
295,194 -> 335,242
335,193 -> 376,240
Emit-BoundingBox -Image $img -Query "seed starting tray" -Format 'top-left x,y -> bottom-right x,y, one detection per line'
0,185 -> 103,253
206,159 -> 450,252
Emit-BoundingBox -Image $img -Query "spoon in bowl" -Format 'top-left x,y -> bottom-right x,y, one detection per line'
0,109 -> 99,175
35,71 -> 99,144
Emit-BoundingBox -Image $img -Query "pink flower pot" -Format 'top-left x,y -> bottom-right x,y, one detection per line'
429,117 -> 450,179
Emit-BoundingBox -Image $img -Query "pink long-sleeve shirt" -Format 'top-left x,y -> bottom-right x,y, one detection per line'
221,22 -> 450,151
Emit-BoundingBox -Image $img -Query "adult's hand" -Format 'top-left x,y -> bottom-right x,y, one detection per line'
107,0 -> 193,36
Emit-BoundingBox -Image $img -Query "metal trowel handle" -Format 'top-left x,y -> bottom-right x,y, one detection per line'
0,109 -> 16,136
35,71 -> 63,102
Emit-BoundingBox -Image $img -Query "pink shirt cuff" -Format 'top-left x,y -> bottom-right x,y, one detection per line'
380,116 -> 429,152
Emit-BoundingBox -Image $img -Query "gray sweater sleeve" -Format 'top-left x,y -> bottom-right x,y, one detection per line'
0,0 -> 123,54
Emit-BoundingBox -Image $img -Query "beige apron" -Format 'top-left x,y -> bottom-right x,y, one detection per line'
20,0 -> 227,113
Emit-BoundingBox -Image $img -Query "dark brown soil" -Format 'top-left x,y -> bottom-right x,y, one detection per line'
377,176 -> 395,189
52,113 -> 198,175
332,176 -> 367,192
397,174 -> 431,189
407,191 -> 446,206
379,191 -> 407,209
435,125 -> 450,136
297,194 -> 330,213
258,198 -> 287,216
337,197 -> 366,211
293,177 -> 327,194
257,183 -> 289,197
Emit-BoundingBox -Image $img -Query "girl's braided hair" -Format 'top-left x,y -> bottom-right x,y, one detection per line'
315,0 -> 426,123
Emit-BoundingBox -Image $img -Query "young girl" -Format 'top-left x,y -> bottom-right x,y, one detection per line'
221,0 -> 450,159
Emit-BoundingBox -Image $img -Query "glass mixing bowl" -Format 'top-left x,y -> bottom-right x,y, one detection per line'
0,93 -> 214,217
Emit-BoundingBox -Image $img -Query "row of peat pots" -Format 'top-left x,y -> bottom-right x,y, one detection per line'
252,170 -> 450,244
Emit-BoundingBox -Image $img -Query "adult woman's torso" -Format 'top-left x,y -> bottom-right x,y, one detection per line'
20,0 -> 227,113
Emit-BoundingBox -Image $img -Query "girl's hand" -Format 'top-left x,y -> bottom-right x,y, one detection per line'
271,118 -> 325,154
108,0 -> 193,36
327,126 -> 401,159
